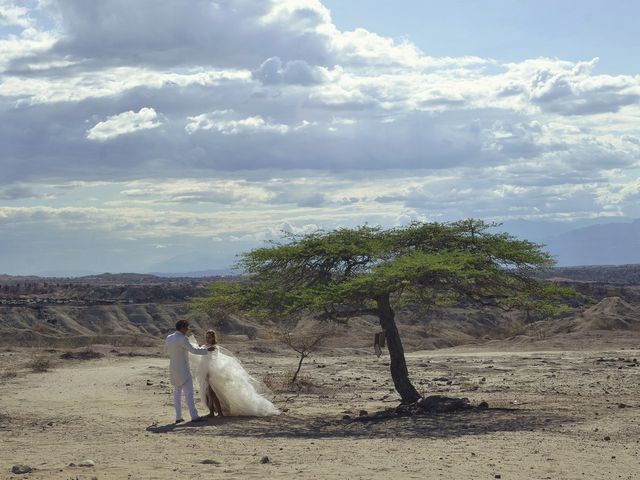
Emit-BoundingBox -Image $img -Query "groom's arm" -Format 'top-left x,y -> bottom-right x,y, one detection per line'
181,336 -> 210,355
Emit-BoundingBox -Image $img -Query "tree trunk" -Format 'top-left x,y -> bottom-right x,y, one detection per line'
291,352 -> 306,383
376,293 -> 421,404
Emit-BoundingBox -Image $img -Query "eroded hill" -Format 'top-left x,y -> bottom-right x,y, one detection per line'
1,269 -> 640,349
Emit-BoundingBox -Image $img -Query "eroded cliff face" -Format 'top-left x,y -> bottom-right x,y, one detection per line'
0,303 -> 193,347
1,271 -> 640,349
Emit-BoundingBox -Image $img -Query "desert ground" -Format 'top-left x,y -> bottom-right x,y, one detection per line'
2,334 -> 640,480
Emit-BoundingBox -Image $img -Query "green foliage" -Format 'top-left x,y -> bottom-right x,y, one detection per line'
194,219 -> 570,320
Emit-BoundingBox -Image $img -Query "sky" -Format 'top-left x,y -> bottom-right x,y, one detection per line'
1,0 -> 639,275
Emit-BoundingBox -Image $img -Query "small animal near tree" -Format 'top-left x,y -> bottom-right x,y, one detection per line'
197,219 -> 570,404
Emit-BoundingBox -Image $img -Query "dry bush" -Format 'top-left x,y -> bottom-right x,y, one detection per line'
60,348 -> 104,360
27,354 -> 53,373
281,320 -> 341,383
0,410 -> 10,426
1,370 -> 18,379
262,370 -> 325,394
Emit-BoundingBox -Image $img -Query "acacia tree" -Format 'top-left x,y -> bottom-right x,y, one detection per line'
196,219 -> 568,404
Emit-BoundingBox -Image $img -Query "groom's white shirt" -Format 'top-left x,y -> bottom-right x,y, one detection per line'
165,331 -> 209,387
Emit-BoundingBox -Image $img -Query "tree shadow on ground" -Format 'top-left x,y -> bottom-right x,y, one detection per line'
147,407 -> 575,439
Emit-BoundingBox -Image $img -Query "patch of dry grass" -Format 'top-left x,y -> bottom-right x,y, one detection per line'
1,370 -> 18,379
26,354 -> 53,373
262,370 -> 326,394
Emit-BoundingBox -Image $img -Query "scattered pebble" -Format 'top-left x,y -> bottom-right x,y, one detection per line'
603,436 -> 611,441
79,459 -> 95,467
201,459 -> 220,465
260,456 -> 270,464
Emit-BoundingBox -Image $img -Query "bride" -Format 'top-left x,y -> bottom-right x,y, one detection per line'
196,330 -> 280,417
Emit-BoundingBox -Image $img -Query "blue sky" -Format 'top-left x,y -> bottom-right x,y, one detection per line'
1,0 -> 639,275
324,0 -> 640,74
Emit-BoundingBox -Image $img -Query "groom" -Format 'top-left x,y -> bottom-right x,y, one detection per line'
165,320 -> 214,423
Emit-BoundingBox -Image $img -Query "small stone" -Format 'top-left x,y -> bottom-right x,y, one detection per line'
358,410 -> 368,416
79,459 -> 95,467
495,475 -> 501,479
603,436 -> 611,441
342,414 -> 351,420
201,459 -> 220,465
12,465 -> 33,474
146,380 -> 153,386
260,456 -> 270,464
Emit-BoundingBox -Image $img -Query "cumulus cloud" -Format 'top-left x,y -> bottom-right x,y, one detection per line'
527,59 -> 640,115
0,1 -> 32,28
253,56 -> 328,85
2,0 -> 640,273
86,108 -> 162,141
38,0 -> 332,70
185,110 -> 290,135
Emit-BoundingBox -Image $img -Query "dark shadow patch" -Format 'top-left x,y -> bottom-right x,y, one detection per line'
147,408 -> 574,440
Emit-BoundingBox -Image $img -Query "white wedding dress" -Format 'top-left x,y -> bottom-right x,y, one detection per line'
195,346 -> 280,417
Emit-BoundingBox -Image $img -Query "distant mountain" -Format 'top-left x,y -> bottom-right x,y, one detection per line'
148,269 -> 236,278
541,218 -> 640,266
498,217 -> 640,266
35,269 -> 99,278
144,252 -> 235,275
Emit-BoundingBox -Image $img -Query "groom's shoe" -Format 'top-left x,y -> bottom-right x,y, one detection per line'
191,416 -> 207,423
175,418 -> 185,424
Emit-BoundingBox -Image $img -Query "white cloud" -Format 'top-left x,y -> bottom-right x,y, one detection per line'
86,108 -> 162,141
253,56 -> 329,85
185,111 -> 290,135
0,1 -> 32,28
2,0 -> 640,272
0,67 -> 250,104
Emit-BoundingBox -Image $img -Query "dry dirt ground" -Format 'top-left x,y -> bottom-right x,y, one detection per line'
1,337 -> 640,480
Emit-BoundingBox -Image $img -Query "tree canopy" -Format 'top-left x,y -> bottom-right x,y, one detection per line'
195,219 -> 571,404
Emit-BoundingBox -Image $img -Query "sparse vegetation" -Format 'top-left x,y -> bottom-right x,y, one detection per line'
27,354 -> 53,373
60,348 -> 104,360
262,370 -> 325,394
280,321 -> 338,383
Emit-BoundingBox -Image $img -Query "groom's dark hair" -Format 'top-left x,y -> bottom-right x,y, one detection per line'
175,320 -> 189,331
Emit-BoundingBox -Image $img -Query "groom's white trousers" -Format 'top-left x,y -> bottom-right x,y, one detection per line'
173,378 -> 198,421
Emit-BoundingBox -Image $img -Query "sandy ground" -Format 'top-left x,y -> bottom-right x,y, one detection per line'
1,341 -> 640,480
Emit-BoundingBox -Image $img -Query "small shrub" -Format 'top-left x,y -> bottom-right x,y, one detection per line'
27,355 -> 53,373
60,348 -> 104,361
262,370 -> 325,394
0,410 -> 10,425
1,371 -> 17,379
